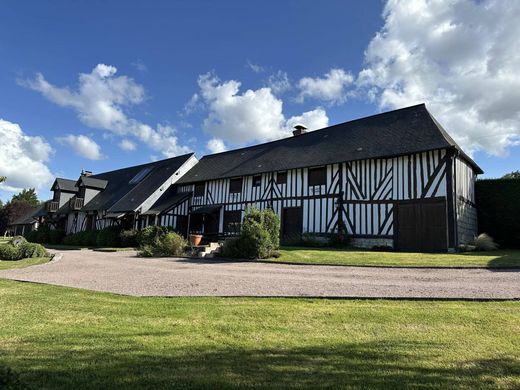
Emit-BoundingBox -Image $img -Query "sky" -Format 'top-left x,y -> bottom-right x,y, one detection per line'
1,0 -> 519,201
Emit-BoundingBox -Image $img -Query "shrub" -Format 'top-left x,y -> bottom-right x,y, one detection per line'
473,233 -> 499,251
0,364 -> 26,390
35,225 -> 51,244
24,229 -> 38,243
63,230 -> 98,246
48,229 -> 65,245
120,229 -> 139,247
96,226 -> 122,247
222,208 -> 281,259
137,231 -> 188,257
18,242 -> 48,258
0,244 -> 22,260
137,225 -> 168,247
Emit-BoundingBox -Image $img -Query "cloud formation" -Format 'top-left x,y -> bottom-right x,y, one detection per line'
23,64 -> 191,157
267,70 -> 291,94
197,72 -> 329,146
297,68 -> 354,104
119,138 -> 136,152
206,138 -> 227,154
0,119 -> 54,193
56,134 -> 104,160
357,0 -> 520,156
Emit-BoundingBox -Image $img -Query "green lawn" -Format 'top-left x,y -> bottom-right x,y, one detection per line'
0,257 -> 50,270
268,247 -> 520,268
0,279 -> 518,389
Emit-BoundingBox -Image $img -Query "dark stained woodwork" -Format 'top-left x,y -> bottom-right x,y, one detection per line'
276,171 -> 287,185
281,207 -> 303,239
396,199 -> 447,252
308,166 -> 327,187
175,215 -> 188,237
194,183 -> 205,197
229,178 -> 243,193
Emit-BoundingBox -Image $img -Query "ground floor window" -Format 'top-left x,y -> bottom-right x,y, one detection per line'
223,210 -> 242,234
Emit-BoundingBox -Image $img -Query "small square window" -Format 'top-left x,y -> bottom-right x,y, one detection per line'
229,178 -> 243,193
194,182 -> 205,197
308,167 -> 327,186
276,171 -> 287,185
252,175 -> 262,187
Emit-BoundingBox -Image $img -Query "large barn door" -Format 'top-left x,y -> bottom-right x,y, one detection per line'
396,200 -> 447,252
282,207 -> 303,239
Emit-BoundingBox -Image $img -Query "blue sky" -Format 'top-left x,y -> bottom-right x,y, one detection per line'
1,0 -> 519,201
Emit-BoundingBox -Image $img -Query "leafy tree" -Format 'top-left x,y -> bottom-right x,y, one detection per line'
12,188 -> 40,206
0,189 -> 40,234
502,170 -> 520,179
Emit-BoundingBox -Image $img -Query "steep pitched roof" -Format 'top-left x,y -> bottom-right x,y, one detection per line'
9,205 -> 44,225
51,178 -> 78,192
77,176 -> 108,190
82,153 -> 194,213
142,189 -> 192,215
178,104 -> 482,184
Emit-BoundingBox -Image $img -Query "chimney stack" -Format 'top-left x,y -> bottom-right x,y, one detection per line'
81,169 -> 93,177
292,124 -> 307,136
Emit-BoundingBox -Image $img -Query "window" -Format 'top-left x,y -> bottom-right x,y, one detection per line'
224,210 -> 242,234
229,178 -> 243,194
194,182 -> 205,197
252,175 -> 262,187
276,171 -> 287,185
129,166 -> 153,184
308,166 -> 327,186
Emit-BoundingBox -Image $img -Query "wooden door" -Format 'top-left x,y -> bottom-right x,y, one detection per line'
396,200 -> 447,252
203,212 -> 220,236
282,207 -> 303,239
175,216 -> 188,238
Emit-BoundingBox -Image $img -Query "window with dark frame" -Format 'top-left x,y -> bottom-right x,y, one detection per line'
276,171 -> 287,184
194,182 -> 205,197
223,210 -> 242,234
252,175 -> 262,187
308,166 -> 327,186
229,178 -> 243,193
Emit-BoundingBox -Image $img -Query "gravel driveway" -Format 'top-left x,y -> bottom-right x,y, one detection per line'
1,250 -> 519,299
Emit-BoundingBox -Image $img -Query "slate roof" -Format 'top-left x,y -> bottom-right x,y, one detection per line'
9,205 -> 44,225
178,104 -> 482,184
142,189 -> 192,215
52,178 -> 78,192
82,153 -> 194,213
77,176 -> 108,190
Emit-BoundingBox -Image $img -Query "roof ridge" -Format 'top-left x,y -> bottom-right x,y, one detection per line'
198,104 -> 427,160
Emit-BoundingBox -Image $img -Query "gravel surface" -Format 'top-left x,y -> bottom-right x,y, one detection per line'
1,250 -> 519,299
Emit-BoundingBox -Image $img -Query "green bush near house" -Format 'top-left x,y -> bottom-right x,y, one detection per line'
136,225 -> 169,247
96,226 -> 122,247
0,237 -> 48,261
138,231 -> 188,257
63,230 -> 98,246
119,229 -> 139,247
222,208 -> 280,259
48,229 -> 65,245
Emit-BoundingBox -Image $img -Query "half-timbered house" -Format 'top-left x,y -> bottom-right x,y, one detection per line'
158,104 -> 481,252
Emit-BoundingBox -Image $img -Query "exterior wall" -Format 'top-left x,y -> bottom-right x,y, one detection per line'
58,191 -> 75,208
351,237 -> 393,249
455,157 -> 478,244
167,149 -> 451,245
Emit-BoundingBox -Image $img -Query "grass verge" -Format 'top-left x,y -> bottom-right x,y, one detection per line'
267,247 -> 520,268
0,257 -> 50,270
0,279 -> 519,389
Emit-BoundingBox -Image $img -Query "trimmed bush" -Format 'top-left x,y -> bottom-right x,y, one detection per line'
18,242 -> 48,258
0,244 -> 22,260
138,231 -> 188,257
137,225 -> 169,247
63,230 -> 98,246
96,226 -> 122,247
120,229 -> 139,247
0,240 -> 47,260
48,229 -> 65,245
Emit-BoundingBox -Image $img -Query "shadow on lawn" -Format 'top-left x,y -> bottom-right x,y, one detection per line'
3,337 -> 519,389
459,250 -> 520,270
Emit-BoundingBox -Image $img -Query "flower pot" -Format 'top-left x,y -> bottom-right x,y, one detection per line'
189,234 -> 203,246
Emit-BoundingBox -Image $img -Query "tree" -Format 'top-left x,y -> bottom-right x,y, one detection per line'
0,176 -> 6,183
11,188 -> 39,206
502,170 -> 520,179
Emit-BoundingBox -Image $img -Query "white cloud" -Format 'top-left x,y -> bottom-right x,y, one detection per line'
0,119 -> 54,193
119,138 -> 136,152
56,134 -> 104,160
197,72 -> 329,145
247,61 -> 264,73
285,108 -> 329,132
297,68 -> 354,104
131,60 -> 148,72
206,138 -> 227,154
23,64 -> 191,158
357,0 -> 520,156
267,70 -> 291,94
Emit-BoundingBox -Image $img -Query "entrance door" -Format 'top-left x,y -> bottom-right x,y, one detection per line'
203,211 -> 220,238
175,216 -> 188,238
282,207 -> 303,239
396,200 -> 447,252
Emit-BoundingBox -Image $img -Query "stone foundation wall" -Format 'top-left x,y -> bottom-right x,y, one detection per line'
457,200 -> 477,245
351,237 -> 394,249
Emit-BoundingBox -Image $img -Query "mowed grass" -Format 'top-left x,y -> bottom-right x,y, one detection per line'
0,256 -> 50,270
0,279 -> 519,389
269,247 -> 520,268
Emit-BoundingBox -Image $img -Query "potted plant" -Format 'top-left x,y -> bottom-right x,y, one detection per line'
189,234 -> 203,246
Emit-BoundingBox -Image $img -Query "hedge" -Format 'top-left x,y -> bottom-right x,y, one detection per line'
475,178 -> 520,248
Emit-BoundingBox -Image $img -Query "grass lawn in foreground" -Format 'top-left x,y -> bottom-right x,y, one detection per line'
0,257 -> 50,270
269,247 -> 520,268
0,279 -> 519,389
